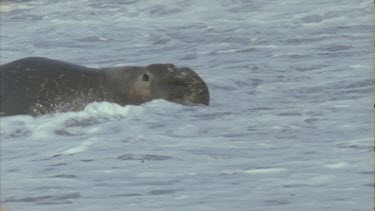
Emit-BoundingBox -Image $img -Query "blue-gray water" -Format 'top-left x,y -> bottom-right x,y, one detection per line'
0,0 -> 373,210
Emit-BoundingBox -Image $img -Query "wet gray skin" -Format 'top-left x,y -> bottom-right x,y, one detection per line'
0,57 -> 210,116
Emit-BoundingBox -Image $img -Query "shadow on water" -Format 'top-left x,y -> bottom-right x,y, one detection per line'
3,192 -> 81,205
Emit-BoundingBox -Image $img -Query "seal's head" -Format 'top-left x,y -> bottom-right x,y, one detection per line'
106,64 -> 210,106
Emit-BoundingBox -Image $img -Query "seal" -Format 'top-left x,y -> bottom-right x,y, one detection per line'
0,57 -> 209,116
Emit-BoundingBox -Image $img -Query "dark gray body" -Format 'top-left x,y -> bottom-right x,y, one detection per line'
0,57 -> 209,116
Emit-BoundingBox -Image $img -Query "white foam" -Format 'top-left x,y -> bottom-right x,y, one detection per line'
61,140 -> 93,155
83,102 -> 134,117
244,168 -> 287,174
324,162 -> 349,169
222,168 -> 287,175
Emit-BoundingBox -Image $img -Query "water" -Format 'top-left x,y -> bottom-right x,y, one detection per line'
0,0 -> 373,210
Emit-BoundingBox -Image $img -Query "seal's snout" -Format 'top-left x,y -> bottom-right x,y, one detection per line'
145,63 -> 209,106
174,67 -> 210,106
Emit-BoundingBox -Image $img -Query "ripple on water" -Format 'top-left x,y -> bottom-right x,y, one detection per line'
4,192 -> 81,205
5,128 -> 32,138
117,154 -> 174,161
148,189 -> 178,195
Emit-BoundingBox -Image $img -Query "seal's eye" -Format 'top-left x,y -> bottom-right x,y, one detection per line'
142,73 -> 149,81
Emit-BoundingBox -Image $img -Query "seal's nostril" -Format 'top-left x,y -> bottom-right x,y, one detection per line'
142,73 -> 149,81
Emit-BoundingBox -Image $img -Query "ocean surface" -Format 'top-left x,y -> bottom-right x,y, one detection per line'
0,0 -> 373,210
